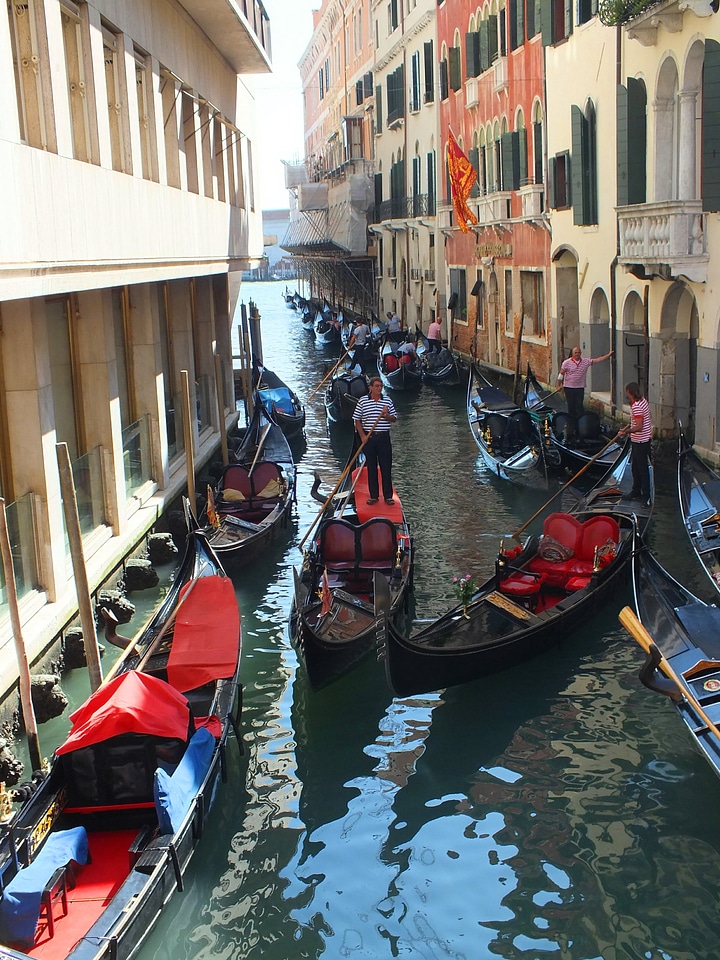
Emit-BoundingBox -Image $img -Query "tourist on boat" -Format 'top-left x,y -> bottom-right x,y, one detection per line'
556,345 -> 613,419
618,381 -> 653,505
427,316 -> 443,353
353,377 -> 397,505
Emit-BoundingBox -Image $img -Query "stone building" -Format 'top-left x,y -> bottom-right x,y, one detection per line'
0,0 -> 269,701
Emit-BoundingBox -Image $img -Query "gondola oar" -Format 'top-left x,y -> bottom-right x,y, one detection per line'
306,349 -> 351,402
298,409 -> 386,550
619,606 -> 720,744
511,435 -> 620,540
527,385 -> 564,410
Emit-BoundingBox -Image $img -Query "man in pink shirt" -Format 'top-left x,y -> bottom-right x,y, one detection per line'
556,345 -> 613,419
427,316 -> 443,353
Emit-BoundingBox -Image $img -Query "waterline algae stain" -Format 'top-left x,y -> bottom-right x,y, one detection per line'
138,282 -> 720,960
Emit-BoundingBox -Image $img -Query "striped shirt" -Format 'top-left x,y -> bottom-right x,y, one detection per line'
353,394 -> 397,433
559,356 -> 594,388
630,397 -> 652,442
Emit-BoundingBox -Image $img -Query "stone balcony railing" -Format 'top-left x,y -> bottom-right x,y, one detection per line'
618,199 -> 709,282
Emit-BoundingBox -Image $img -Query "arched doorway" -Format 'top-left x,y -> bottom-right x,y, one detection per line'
658,282 -> 698,438
553,248 -> 579,370
487,271 -> 500,366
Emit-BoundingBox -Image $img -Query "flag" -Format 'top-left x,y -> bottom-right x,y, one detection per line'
206,484 -> 220,529
446,130 -> 478,234
320,569 -> 332,617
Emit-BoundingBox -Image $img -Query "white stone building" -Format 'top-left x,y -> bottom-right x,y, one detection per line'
0,0 -> 269,699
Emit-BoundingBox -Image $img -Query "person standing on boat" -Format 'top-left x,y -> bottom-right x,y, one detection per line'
349,320 -> 371,371
556,345 -> 613,419
353,377 -> 398,505
386,311 -> 403,343
618,382 -> 653,505
427,315 -> 443,353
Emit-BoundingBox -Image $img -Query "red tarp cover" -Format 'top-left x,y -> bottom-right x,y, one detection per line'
56,672 -> 190,755
166,575 -> 240,694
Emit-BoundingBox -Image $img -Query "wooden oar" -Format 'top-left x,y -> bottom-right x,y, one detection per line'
511,435 -> 620,540
298,410 -> 386,549
248,422 -> 272,477
306,349 -> 351,402
619,606 -> 720,743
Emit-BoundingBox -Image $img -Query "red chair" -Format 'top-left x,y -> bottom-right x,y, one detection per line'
319,520 -> 357,572
357,519 -> 397,571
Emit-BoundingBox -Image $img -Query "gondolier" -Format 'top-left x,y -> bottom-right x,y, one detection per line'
349,319 -> 371,371
618,381 -> 653,505
557,346 -> 613,419
427,316 -> 443,353
353,377 -> 397,505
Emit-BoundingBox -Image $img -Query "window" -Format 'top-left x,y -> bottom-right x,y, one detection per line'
410,52 -> 421,112
479,17 -> 498,73
571,101 -> 597,224
356,79 -> 364,106
577,0 -> 598,25
474,270 -> 485,328
319,69 -> 324,100
449,268 -> 468,321
521,271 -> 544,336
102,23 -> 130,173
617,78 -> 646,206
501,131 -> 521,190
161,69 -> 181,188
376,84 -> 383,133
134,47 -> 158,181
426,150 -> 436,214
541,0 -> 573,46
533,104 -> 544,185
325,58 -> 330,91
388,0 -> 399,32
7,0 -> 54,150
61,1 -> 94,163
387,64 -> 405,124
548,151 -> 571,209
439,59 -> 449,100
424,41 -> 434,103
412,155 -> 422,215
469,145 -> 480,197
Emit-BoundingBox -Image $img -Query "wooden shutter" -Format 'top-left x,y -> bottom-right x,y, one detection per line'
519,127 -> 528,184
376,84 -> 382,132
449,47 -> 461,91
374,172 -> 383,209
571,104 -> 586,225
440,59 -> 449,100
469,147 -> 480,197
703,39 -> 720,211
427,151 -> 436,214
510,0 -> 525,50
479,21 -> 490,73
501,131 -> 520,191
548,155 -> 557,207
488,15 -> 498,62
533,121 -> 543,184
424,41 -> 434,102
540,0 -> 554,45
466,33 -> 480,77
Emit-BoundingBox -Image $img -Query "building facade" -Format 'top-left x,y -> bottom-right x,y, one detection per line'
0,0 -> 269,700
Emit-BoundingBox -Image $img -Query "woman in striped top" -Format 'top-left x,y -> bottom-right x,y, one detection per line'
618,382 -> 653,505
353,377 -> 398,505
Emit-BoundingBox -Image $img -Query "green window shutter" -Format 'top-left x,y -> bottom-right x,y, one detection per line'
519,127 -> 528,184
424,41 -> 434,102
501,132 -> 520,190
440,59 -> 449,100
703,39 -> 720,211
374,172 -> 383,208
533,121 -> 543,184
397,64 -> 405,118
479,21 -> 490,72
627,78 -> 646,205
488,15 -> 498,62
449,47 -> 461,90
466,32 -> 480,77
376,85 -> 382,132
564,0 -> 573,39
548,156 -> 557,208
469,146 -> 480,196
427,151 -> 436,213
617,84 -> 629,206
571,104 -> 586,225
527,0 -> 536,38
510,0 -> 525,50
540,0 -> 553,45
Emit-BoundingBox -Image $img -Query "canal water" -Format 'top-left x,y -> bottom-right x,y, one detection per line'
116,282 -> 720,958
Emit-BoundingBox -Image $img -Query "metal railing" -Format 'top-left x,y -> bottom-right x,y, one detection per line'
370,194 -> 435,223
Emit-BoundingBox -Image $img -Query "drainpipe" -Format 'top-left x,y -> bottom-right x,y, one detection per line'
610,23 -> 622,418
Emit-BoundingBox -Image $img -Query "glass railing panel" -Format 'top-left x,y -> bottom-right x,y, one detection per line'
0,493 -> 39,618
122,415 -> 152,499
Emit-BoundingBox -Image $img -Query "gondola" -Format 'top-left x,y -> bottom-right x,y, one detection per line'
523,364 -> 624,476
314,310 -> 341,346
415,327 -> 468,388
324,366 -> 369,423
290,441 -> 413,691
253,360 -> 305,439
0,525 -> 242,960
624,541 -> 720,780
200,402 -> 296,566
384,446 -> 648,697
678,429 -> 720,595
467,364 -> 548,487
377,338 -> 423,391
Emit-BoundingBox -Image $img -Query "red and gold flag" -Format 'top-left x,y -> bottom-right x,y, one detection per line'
446,130 -> 478,234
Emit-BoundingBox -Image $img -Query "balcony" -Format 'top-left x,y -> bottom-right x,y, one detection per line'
472,192 -> 512,224
493,56 -> 508,95
618,199 -> 709,282
178,0 -> 271,74
622,0 -> 713,45
519,184 -> 544,218
410,267 -> 421,281
424,269 -> 436,282
370,195 -> 432,224
465,77 -> 479,108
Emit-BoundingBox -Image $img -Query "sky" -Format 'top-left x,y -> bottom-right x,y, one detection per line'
250,0 -> 319,211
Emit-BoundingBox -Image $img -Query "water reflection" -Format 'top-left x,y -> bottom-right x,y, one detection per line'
138,283 -> 720,960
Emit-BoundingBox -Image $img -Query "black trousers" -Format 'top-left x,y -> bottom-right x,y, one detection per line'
428,338 -> 441,353
564,387 -> 585,420
365,432 -> 393,499
630,440 -> 652,500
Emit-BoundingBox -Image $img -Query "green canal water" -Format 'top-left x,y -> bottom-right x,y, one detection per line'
39,282 -> 720,960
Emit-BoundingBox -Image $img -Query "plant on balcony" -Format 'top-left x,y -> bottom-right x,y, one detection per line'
598,0 -> 662,25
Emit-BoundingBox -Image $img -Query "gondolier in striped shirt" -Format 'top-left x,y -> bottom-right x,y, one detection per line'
353,377 -> 398,505
618,381 -> 653,505
557,345 -> 613,419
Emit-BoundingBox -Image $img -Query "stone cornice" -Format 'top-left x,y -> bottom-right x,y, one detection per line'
375,11 -> 435,73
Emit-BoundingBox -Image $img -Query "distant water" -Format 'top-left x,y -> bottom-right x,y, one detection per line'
128,281 -> 720,960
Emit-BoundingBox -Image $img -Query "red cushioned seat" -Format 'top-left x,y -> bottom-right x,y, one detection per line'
498,572 -> 545,597
565,576 -> 591,592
